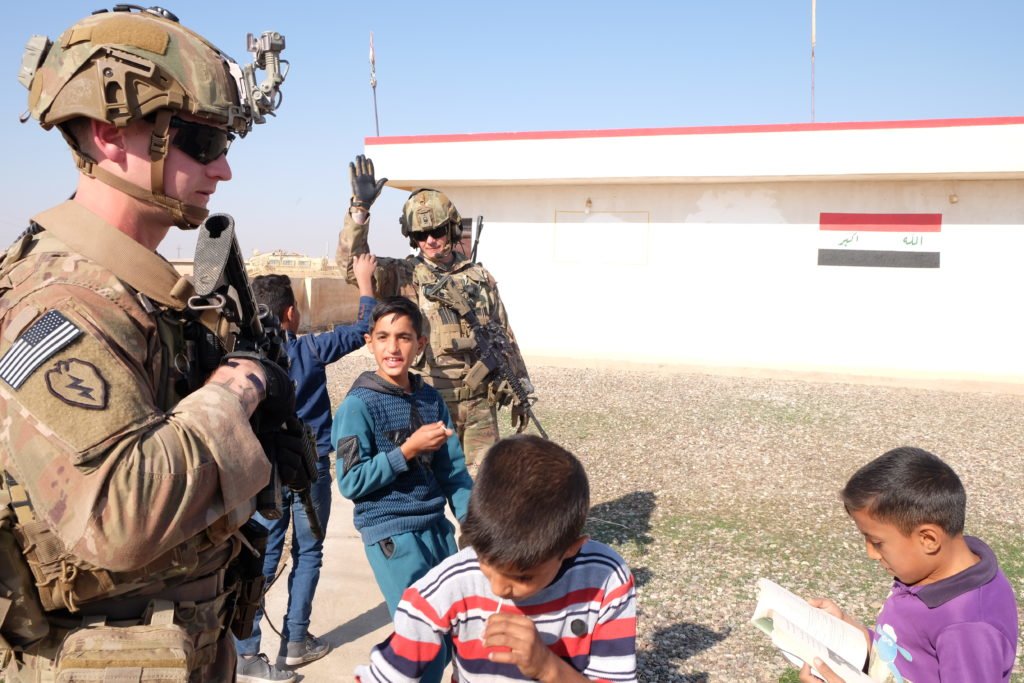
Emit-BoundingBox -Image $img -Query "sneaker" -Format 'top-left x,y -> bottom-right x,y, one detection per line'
279,633 -> 331,668
236,653 -> 297,683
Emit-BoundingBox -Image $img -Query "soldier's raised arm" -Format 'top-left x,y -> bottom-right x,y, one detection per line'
337,155 -> 416,297
337,154 -> 385,281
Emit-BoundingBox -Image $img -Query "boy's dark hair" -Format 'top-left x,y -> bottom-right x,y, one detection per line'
842,446 -> 966,536
250,274 -> 295,319
461,435 -> 589,571
371,296 -> 424,335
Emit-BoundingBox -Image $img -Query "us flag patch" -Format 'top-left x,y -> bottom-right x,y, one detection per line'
0,310 -> 82,389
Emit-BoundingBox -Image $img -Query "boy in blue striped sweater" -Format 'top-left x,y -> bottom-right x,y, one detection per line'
332,296 -> 473,683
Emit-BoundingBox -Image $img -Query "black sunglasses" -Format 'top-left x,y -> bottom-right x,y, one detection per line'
413,226 -> 449,241
168,116 -> 234,165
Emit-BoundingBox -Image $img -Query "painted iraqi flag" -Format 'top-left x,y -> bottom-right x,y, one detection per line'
818,213 -> 941,268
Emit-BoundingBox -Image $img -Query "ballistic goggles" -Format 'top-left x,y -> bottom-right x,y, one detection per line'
413,225 -> 450,241
169,116 -> 234,164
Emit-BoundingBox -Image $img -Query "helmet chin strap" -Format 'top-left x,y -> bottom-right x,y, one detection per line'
420,242 -> 454,266
70,110 -> 209,230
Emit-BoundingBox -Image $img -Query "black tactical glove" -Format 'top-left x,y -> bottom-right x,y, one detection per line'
260,417 -> 319,490
222,352 -> 295,426
349,154 -> 388,210
257,359 -> 295,426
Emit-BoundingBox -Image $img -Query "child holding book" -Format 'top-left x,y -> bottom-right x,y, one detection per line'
355,434 -> 638,683
799,447 -> 1018,683
333,297 -> 474,683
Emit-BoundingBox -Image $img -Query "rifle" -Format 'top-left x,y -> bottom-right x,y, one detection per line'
469,215 -> 483,264
189,213 -> 323,540
421,277 -> 547,439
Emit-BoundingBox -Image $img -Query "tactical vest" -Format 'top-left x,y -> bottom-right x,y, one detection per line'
412,258 -> 499,398
0,208 -> 234,656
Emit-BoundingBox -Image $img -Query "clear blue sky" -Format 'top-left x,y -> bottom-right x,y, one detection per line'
2,0 -> 1022,261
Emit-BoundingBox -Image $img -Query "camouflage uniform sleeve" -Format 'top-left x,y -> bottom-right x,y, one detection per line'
0,283 -> 269,573
483,268 -> 533,389
336,210 -> 415,298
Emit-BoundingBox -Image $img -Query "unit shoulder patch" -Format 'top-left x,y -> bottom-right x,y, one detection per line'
0,310 -> 82,389
45,359 -> 108,410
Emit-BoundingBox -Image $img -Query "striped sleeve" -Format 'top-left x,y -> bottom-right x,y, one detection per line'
354,584 -> 448,682
581,559 -> 637,682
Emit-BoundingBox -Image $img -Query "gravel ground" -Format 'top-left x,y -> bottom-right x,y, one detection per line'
326,353 -> 1024,682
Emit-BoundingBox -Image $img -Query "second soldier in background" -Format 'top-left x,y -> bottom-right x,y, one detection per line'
336,156 -> 535,467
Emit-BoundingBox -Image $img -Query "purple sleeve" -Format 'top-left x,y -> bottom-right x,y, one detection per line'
935,622 -> 1016,682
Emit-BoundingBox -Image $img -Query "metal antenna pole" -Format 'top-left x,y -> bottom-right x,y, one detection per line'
370,32 -> 380,136
811,0 -> 817,122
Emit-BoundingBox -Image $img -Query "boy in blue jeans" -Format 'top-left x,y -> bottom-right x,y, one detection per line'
800,447 -> 1018,683
333,296 -> 474,683
236,254 -> 376,683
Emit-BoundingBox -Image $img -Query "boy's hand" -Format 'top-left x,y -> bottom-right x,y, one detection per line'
399,421 -> 452,461
484,613 -> 558,681
352,253 -> 377,296
807,597 -> 844,619
799,658 -> 846,683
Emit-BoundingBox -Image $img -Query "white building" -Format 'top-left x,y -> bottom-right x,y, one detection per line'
366,116 -> 1024,387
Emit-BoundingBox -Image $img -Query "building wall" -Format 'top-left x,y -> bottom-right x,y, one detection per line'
291,277 -> 362,333
447,178 -> 1024,383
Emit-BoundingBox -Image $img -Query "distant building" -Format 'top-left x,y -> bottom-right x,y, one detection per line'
247,249 -> 336,276
168,258 -> 193,277
365,116 -> 1024,386
169,251 -> 360,333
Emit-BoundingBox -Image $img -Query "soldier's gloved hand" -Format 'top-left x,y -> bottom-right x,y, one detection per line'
261,419 -> 318,490
256,360 -> 296,426
511,402 -> 529,433
349,154 -> 388,210
223,352 -> 295,426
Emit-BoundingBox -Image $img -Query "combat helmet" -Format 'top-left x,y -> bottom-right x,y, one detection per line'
17,5 -> 286,228
400,189 -> 463,251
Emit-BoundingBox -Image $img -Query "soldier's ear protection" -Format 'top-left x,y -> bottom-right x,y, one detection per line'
448,214 -> 464,243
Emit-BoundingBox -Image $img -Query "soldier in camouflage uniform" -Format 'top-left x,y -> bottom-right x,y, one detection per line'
0,7 -> 292,681
336,156 -> 534,467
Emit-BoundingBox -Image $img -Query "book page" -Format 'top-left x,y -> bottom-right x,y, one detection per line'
752,579 -> 871,681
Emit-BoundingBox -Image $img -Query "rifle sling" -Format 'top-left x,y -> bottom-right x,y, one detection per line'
31,201 -> 220,333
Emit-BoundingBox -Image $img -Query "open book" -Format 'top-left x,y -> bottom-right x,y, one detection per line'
751,579 -> 874,682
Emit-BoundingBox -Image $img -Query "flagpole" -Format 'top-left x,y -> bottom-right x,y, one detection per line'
369,31 -> 380,136
811,0 -> 816,122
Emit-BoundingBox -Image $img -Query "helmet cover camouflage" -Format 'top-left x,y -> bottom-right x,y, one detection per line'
22,7 -> 249,134
401,189 -> 462,242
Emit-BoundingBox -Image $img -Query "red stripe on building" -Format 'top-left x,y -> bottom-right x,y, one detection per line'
366,116 -> 1024,146
820,213 -> 942,232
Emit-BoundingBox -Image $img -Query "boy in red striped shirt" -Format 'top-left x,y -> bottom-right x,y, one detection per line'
356,435 -> 637,683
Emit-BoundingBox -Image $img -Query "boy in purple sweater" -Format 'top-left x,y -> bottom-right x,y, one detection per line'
800,447 -> 1017,683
